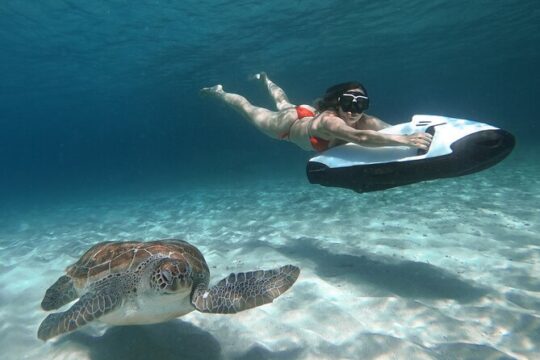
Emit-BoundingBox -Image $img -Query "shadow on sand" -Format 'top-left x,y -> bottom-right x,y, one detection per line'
245,237 -> 488,303
57,319 -> 305,360
60,320 -> 222,360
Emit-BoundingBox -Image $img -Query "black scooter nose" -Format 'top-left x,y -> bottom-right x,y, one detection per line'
452,129 -> 515,162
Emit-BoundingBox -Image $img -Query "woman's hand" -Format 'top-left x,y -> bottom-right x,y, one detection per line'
399,132 -> 433,150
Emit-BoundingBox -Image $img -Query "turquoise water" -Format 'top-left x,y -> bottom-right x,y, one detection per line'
0,0 -> 538,201
0,1 -> 539,359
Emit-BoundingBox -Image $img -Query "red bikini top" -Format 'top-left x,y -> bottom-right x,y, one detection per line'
280,106 -> 330,152
297,107 -> 330,152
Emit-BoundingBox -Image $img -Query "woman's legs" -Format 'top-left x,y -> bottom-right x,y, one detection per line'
200,85 -> 296,139
253,72 -> 295,111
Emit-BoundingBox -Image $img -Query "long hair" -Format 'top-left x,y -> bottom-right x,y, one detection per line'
314,81 -> 368,111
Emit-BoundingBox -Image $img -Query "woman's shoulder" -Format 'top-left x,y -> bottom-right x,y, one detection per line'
319,110 -> 346,123
318,109 -> 339,118
315,111 -> 347,132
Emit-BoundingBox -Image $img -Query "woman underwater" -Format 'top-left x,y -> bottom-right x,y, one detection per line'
201,72 -> 432,152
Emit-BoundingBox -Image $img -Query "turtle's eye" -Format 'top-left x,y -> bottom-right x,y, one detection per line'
162,269 -> 173,284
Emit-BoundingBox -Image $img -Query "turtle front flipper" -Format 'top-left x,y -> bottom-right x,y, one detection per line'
37,275 -> 127,341
41,275 -> 78,311
192,264 -> 299,314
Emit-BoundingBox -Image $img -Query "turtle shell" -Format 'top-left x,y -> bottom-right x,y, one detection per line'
67,239 -> 209,288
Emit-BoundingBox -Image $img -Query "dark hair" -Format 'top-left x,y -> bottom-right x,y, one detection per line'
314,81 -> 368,111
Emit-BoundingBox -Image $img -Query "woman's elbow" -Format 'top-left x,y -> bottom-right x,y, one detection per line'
356,134 -> 369,143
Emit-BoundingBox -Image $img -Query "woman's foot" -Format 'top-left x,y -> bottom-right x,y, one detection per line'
200,84 -> 224,97
250,72 -> 268,83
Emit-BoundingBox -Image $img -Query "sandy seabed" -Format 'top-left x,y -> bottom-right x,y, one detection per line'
0,153 -> 538,360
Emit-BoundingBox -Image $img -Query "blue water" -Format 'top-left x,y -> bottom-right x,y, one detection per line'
0,0 -> 538,203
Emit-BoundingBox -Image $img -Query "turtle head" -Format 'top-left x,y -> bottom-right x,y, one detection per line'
150,258 -> 193,294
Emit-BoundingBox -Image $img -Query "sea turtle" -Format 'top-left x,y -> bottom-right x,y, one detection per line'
38,239 -> 299,341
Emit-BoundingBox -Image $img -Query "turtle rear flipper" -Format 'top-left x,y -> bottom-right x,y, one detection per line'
192,265 -> 299,314
41,275 -> 78,311
38,276 -> 126,341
